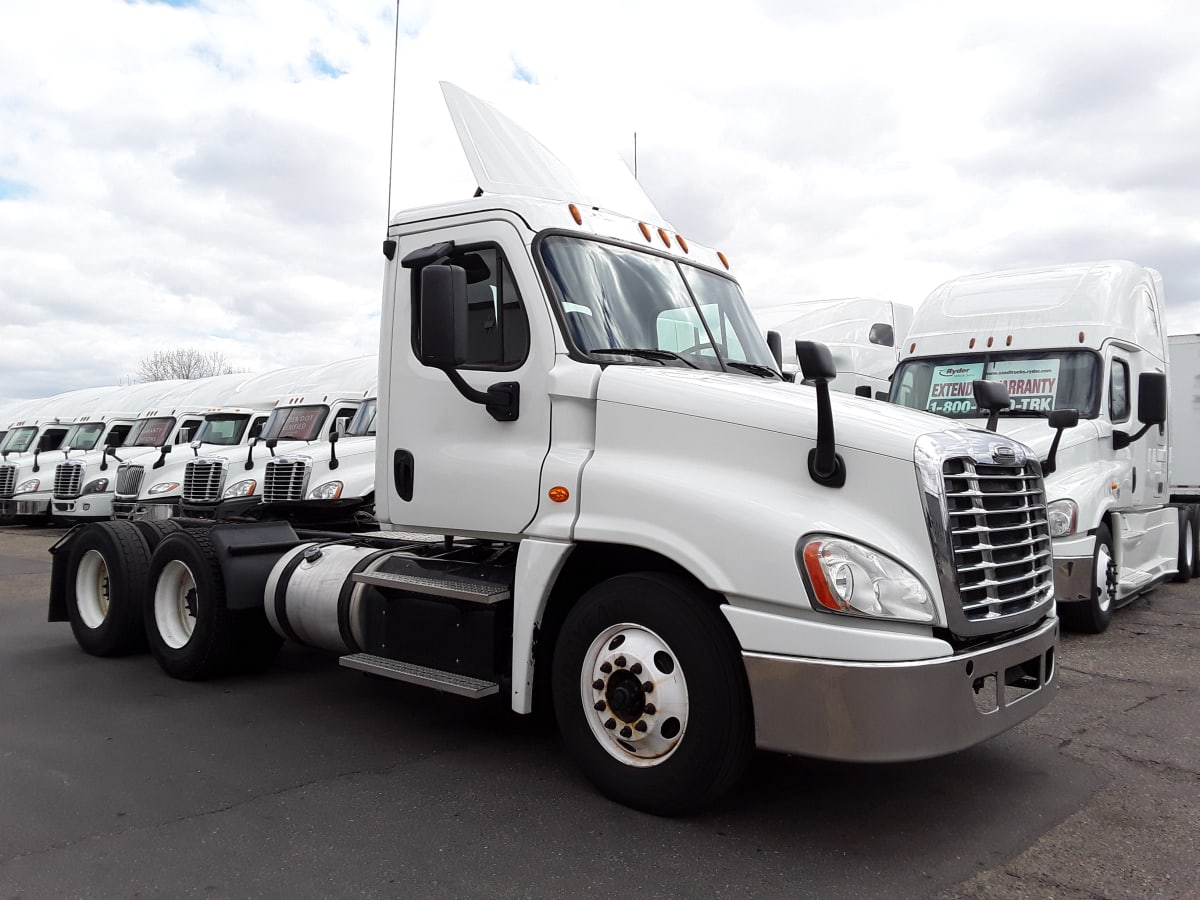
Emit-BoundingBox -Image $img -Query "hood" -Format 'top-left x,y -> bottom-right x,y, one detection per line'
596,366 -> 973,461
992,417 -> 1101,461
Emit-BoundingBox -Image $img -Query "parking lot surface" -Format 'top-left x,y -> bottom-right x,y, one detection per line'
0,526 -> 1197,899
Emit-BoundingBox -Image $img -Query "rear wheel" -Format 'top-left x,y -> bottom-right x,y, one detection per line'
65,522 -> 152,656
1061,524 -> 1115,634
551,572 -> 753,816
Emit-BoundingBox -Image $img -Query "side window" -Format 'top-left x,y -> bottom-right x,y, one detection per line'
178,419 -> 203,443
413,245 -> 530,371
1110,359 -> 1130,423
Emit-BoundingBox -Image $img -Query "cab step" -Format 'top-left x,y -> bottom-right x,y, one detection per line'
339,653 -> 499,698
350,569 -> 510,605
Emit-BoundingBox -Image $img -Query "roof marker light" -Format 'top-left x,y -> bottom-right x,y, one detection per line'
639,222 -> 652,242
657,227 -> 671,247
969,338 -> 976,349
1079,331 -> 1086,343
1006,335 -> 1013,346
717,251 -> 730,270
568,203 -> 582,225
676,235 -> 689,253
986,336 -> 994,348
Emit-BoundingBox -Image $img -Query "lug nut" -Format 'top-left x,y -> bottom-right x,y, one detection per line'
644,703 -> 656,715
643,681 -> 653,693
620,726 -> 632,738
630,662 -> 642,675
615,656 -> 626,668
600,662 -> 612,674
635,721 -> 647,732
605,718 -> 616,730
594,700 -> 606,711
592,679 -> 605,690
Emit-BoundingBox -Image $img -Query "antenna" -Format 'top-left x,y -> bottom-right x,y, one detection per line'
385,0 -> 401,229
633,131 -> 638,180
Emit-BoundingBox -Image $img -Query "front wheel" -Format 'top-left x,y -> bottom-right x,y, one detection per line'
551,572 -> 753,816
1173,507 -> 1194,583
1061,524 -> 1115,633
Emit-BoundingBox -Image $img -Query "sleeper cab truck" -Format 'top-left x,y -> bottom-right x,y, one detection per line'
46,83 -> 1059,815
890,261 -> 1181,634
175,357 -> 374,521
112,365 -> 323,522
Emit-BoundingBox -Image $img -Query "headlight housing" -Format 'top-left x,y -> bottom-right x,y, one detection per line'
82,478 -> 109,495
15,479 -> 40,493
148,482 -> 180,495
222,479 -> 256,499
800,536 -> 935,624
308,481 -> 343,500
1047,499 -> 1078,537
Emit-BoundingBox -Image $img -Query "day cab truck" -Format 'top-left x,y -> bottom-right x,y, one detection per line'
889,261 -> 1182,634
50,374 -> 252,522
48,83 -> 1059,815
112,364 -> 320,522
175,356 -> 375,521
755,298 -> 913,397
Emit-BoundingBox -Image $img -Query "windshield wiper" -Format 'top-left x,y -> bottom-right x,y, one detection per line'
726,361 -> 781,379
589,348 -> 699,369
999,408 -> 1050,418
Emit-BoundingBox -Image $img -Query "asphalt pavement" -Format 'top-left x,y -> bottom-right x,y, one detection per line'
0,526 -> 1196,899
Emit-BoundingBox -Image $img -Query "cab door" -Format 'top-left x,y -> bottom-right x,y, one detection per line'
380,219 -> 554,538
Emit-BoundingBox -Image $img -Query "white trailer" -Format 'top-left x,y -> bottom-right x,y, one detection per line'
755,298 -> 912,397
175,356 -> 375,521
890,261 -> 1179,634
47,83 -> 1059,815
112,364 -> 320,521
1166,334 -> 1200,568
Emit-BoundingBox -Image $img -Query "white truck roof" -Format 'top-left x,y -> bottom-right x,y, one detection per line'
905,261 -> 1166,361
272,355 -> 377,409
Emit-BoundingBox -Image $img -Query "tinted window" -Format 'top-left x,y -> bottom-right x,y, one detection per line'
1110,359 -> 1130,422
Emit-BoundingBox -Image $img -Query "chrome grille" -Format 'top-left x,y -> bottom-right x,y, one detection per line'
917,432 -> 1055,638
944,459 -> 1052,621
263,458 -> 310,502
183,459 -> 226,502
54,461 -> 85,499
115,464 -> 145,499
0,464 -> 15,498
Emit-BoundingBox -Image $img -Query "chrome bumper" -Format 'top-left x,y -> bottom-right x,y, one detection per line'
743,616 -> 1058,762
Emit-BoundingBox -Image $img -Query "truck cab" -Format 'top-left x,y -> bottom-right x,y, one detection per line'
890,261 -> 1174,632
177,356 -> 374,520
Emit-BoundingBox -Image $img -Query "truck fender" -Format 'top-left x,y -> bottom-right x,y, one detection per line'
206,521 -> 303,610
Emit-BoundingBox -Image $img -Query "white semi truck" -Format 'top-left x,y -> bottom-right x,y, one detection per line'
890,261 -> 1180,634
756,298 -> 913,396
49,374 -> 253,522
47,84 -> 1059,814
175,356 -> 375,521
112,365 -> 319,521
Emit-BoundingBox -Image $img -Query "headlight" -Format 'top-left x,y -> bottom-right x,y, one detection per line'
82,478 -> 110,495
308,481 -> 343,500
15,479 -> 40,493
800,536 -> 935,624
148,482 -> 180,495
222,479 -> 256,499
1047,499 -> 1078,537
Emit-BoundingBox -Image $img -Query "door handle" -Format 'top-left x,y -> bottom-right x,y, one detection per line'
393,449 -> 414,502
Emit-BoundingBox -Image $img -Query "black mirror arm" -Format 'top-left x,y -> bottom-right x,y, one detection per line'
442,368 -> 520,422
31,449 -> 39,473
1113,423 -> 1154,450
329,431 -> 340,470
1043,429 -> 1065,475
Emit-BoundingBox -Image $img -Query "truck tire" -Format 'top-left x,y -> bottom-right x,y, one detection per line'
1173,507 -> 1193,583
551,572 -> 753,816
146,531 -> 240,680
133,518 -> 203,552
65,522 -> 152,656
1191,507 -> 1200,578
1061,524 -> 1115,634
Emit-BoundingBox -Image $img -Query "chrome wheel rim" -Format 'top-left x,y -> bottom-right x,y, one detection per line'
1095,543 -> 1114,613
580,623 -> 689,768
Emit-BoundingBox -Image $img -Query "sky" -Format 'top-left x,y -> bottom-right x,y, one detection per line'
3,0 -> 1200,404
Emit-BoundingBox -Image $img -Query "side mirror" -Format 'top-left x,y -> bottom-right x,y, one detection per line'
1138,372 -> 1167,426
854,385 -> 872,398
1044,408 -> 1080,475
176,428 -> 192,445
766,331 -> 783,371
796,340 -> 845,488
419,265 -> 469,368
868,322 -> 895,347
104,431 -> 124,448
248,421 -> 264,439
972,380 -> 1012,432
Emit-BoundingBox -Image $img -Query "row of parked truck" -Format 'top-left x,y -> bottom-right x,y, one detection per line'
4,82 -> 1194,815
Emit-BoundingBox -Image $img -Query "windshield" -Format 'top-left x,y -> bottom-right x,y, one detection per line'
61,422 -> 107,451
262,405 -> 329,441
540,236 -> 780,376
347,399 -> 377,437
125,417 -> 176,447
0,426 -> 37,453
193,414 -> 250,446
890,350 -> 1102,419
